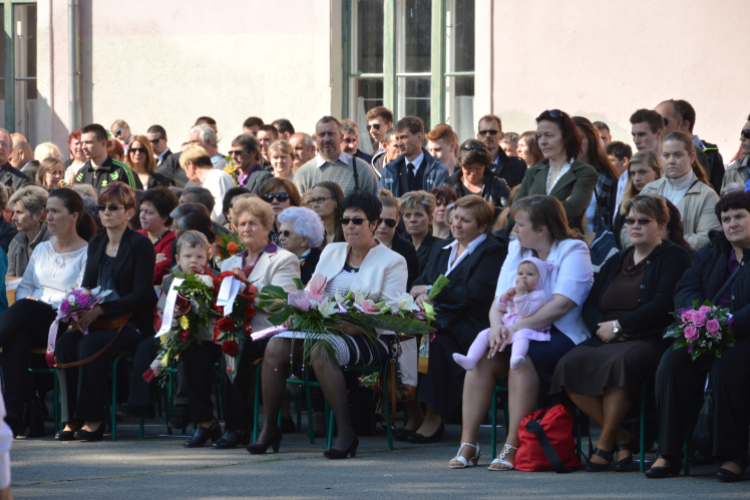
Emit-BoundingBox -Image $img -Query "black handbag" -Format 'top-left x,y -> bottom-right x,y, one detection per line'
692,375 -> 713,455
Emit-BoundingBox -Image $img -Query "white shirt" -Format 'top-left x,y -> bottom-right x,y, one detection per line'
661,169 -> 695,205
495,239 -> 593,345
315,151 -> 351,168
545,158 -> 574,194
443,234 -> 486,277
200,169 -> 236,224
405,150 -> 425,174
16,241 -> 88,304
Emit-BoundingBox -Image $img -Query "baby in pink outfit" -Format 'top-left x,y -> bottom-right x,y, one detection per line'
453,257 -> 553,371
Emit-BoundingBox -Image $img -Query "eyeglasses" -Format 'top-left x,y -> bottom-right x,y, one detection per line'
478,129 -> 498,136
279,230 -> 293,238
114,126 -> 125,138
546,109 -> 563,118
379,218 -> 398,228
129,147 -> 147,154
741,129 -> 750,140
229,149 -> 251,157
263,193 -> 290,203
340,217 -> 366,226
149,138 -> 163,145
624,217 -> 654,226
97,204 -> 123,212
308,196 -> 333,205
366,124 -> 381,131
461,144 -> 488,152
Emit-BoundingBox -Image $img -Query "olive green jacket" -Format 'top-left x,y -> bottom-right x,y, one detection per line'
511,160 -> 598,230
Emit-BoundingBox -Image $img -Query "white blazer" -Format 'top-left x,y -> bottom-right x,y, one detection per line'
221,248 -> 300,331
311,241 -> 408,309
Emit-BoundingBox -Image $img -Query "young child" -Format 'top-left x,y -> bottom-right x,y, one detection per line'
453,257 -> 553,371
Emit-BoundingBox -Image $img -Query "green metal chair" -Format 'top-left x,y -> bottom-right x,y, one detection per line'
27,348 -> 61,432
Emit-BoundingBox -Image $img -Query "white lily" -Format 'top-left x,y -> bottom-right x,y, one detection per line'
397,293 -> 420,312
316,297 -> 339,318
196,274 -> 215,288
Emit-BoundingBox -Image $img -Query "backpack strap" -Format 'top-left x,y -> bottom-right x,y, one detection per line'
525,415 -> 572,474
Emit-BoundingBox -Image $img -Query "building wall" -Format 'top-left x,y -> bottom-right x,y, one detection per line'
38,0 -> 342,149
485,0 -> 747,159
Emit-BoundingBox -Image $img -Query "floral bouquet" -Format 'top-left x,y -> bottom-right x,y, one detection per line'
664,301 -> 735,360
224,162 -> 240,187
46,287 -> 112,367
215,230 -> 246,261
212,271 -> 258,381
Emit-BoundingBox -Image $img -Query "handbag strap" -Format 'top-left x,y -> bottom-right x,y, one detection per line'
710,261 -> 743,304
349,154 -> 360,192
525,415 -> 572,474
54,314 -> 133,369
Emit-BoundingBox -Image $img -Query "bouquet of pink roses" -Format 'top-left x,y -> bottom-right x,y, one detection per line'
664,301 -> 734,360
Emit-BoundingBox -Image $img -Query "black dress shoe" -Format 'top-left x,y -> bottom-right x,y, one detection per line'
116,404 -> 155,420
183,423 -> 222,448
645,456 -> 682,478
586,447 -> 612,472
324,437 -> 359,459
247,428 -> 282,455
614,443 -> 633,472
168,405 -> 189,429
212,430 -> 251,449
407,423 -> 444,444
715,457 -> 749,482
395,428 -> 415,442
74,423 -> 105,442
280,417 -> 296,434
55,429 -> 77,441
5,414 -> 24,438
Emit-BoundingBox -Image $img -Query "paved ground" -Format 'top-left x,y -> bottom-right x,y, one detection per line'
9,417 -> 749,499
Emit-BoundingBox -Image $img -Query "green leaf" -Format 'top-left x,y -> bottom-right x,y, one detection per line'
267,308 -> 292,326
258,285 -> 289,300
293,278 -> 304,291
428,275 -> 450,301
352,312 -> 435,335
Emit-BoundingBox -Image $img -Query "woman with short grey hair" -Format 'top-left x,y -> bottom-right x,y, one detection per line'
7,186 -> 50,277
277,206 -> 325,285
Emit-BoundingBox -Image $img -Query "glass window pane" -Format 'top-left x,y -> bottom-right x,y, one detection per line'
398,76 -> 430,127
449,0 -> 474,72
445,75 -> 474,143
0,6 -> 5,129
355,0 -> 384,74
353,77 -> 383,153
398,0 -> 431,73
14,4 -> 37,145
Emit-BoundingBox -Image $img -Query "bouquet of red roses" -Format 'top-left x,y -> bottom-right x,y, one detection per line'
664,301 -> 734,360
213,271 -> 257,381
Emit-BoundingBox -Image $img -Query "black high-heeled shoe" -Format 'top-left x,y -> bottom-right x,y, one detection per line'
585,448 -> 612,472
183,422 -> 221,448
212,430 -> 251,449
324,437 -> 359,459
645,456 -> 682,478
395,428 -> 415,441
407,423 -> 444,444
247,428 -> 282,455
74,422 -> 105,442
614,443 -> 634,472
715,457 -> 749,482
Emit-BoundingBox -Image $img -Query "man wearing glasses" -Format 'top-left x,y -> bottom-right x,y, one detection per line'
228,134 -> 271,194
151,125 -> 188,188
0,129 -> 30,190
477,114 -> 527,188
366,106 -> 393,152
110,119 -> 133,147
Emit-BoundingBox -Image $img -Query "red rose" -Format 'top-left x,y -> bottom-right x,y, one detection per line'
227,242 -> 239,255
216,316 -> 235,332
179,331 -> 190,342
222,340 -> 239,356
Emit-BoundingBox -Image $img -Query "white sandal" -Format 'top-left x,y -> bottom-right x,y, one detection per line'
448,443 -> 481,469
489,444 -> 517,471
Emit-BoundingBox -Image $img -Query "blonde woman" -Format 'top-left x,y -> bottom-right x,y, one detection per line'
36,158 -> 67,190
614,150 -> 662,249
34,142 -> 61,161
268,140 -> 295,180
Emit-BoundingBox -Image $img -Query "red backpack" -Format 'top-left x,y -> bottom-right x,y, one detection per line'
514,405 -> 581,472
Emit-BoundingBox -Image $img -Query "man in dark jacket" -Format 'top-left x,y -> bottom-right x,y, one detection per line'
0,129 -> 30,190
477,114 -> 527,188
230,133 -> 272,194
74,123 -> 142,192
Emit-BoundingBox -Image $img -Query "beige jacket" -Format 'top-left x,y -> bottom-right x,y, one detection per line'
721,154 -> 749,192
640,177 -> 720,252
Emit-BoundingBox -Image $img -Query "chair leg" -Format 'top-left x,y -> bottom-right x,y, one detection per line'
491,386 -> 498,460
383,366 -> 392,450
253,362 -> 262,444
53,370 -> 61,432
139,419 -> 144,439
111,357 -> 119,441
305,382 -> 315,444
639,383 -> 646,472
295,391 -> 302,433
325,399 -> 333,451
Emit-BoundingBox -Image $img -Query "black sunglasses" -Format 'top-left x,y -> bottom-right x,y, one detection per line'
229,149 -> 251,157
263,193 -> 290,203
149,138 -> 163,145
366,124 -> 381,131
624,217 -> 654,226
461,144 -> 487,152
546,109 -> 563,118
379,218 -> 398,228
280,230 -> 293,238
478,129 -> 498,136
741,129 -> 750,140
341,217 -> 366,226
97,204 -> 123,212
662,117 -> 670,127
129,147 -> 147,154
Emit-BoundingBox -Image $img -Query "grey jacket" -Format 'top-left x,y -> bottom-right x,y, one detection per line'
6,225 -> 51,277
721,154 -> 749,192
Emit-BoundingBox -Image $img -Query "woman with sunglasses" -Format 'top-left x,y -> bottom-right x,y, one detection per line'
254,191 -> 406,458
258,178 -> 301,245
125,135 -> 173,189
444,139 -> 510,215
377,189 -> 420,289
307,181 -> 345,246
720,114 -> 750,191
430,186 -> 458,241
512,109 -> 598,231
55,182 -> 157,442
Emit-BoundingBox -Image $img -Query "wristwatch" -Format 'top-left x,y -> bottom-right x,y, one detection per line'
612,321 -> 620,334
426,285 -> 433,295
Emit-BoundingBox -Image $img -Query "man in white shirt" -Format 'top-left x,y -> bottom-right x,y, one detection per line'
179,146 -> 235,224
189,125 -> 227,171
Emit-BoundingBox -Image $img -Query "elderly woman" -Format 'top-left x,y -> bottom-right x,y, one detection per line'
253,192 -> 406,458
512,110 -> 598,231
444,140 -> 510,212
648,191 -> 750,481
36,158 -> 66,190
403,195 -> 506,444
277,206 -> 325,285
640,131 -> 720,252
138,186 -> 179,284
178,197 -> 300,449
0,189 -> 94,436
449,195 -> 593,470
377,190 -> 420,289
400,190 -> 443,273
614,150 -> 662,249
55,183 -> 157,442
430,186 -> 457,240
269,140 -> 295,180
551,195 -> 691,472
126,135 -> 173,189
6,186 -> 50,277
307,181 -> 345,246
259,178 -> 301,245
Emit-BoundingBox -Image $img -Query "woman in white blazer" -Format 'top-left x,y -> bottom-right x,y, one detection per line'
182,196 -> 300,449
251,191 -> 408,460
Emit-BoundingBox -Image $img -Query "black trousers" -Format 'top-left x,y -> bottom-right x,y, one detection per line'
417,333 -> 466,418
178,341 -> 221,424
224,338 -> 268,431
655,338 -> 750,459
56,326 -> 143,422
127,337 -> 160,409
0,300 -> 57,416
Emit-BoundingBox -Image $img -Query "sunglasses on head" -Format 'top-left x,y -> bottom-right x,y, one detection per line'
379,218 -> 398,228
263,193 -> 290,203
129,147 -> 147,154
461,144 -> 487,152
741,129 -> 750,140
546,109 -> 563,118
341,217 -> 366,226
97,204 -> 123,212
366,124 -> 381,131
624,217 -> 654,226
